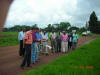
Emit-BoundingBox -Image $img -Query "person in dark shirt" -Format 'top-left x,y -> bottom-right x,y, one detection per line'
68,33 -> 73,50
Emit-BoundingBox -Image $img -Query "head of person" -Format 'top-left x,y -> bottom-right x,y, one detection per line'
63,31 -> 66,35
70,33 -> 73,36
74,32 -> 77,34
35,27 -> 39,32
69,33 -> 72,37
21,28 -> 25,32
58,31 -> 60,35
31,27 -> 36,32
44,31 -> 46,35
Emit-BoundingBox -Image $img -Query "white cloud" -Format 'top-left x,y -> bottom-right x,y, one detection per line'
5,0 -> 96,28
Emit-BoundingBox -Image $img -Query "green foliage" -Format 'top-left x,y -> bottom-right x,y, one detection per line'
89,11 -> 100,33
22,37 -> 100,75
97,21 -> 100,33
3,24 -> 38,32
43,22 -> 71,32
59,22 -> 71,31
69,26 -> 79,33
78,27 -> 87,34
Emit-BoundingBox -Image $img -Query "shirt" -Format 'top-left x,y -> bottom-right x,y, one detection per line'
41,33 -> 48,41
32,32 -> 38,42
24,30 -> 32,44
36,32 -> 42,40
50,32 -> 56,40
18,31 -> 25,40
73,34 -> 78,43
68,37 -> 73,42
56,34 -> 61,40
61,34 -> 68,42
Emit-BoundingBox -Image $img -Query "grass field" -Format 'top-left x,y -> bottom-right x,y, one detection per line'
0,37 -> 19,46
0,32 -> 18,47
22,37 -> 100,75
1,32 -> 18,36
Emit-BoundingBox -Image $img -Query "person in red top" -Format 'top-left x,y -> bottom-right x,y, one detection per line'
20,28 -> 33,69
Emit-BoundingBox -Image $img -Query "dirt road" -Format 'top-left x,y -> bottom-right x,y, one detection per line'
0,35 -> 98,75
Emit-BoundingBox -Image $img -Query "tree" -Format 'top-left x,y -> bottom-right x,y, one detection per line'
32,24 -> 38,28
89,11 -> 98,33
97,21 -> 100,33
68,26 -> 79,33
59,22 -> 71,31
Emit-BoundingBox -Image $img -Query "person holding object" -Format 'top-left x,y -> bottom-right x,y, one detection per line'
41,31 -> 49,56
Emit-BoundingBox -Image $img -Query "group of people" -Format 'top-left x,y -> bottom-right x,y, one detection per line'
18,27 -> 78,69
49,31 -> 78,53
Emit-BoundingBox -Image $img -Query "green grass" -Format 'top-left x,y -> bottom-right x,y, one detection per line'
22,36 -> 100,75
88,33 -> 94,36
0,37 -> 19,46
1,32 -> 18,36
0,32 -> 19,46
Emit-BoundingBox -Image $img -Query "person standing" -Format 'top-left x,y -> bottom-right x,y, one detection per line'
41,31 -> 49,55
18,28 -> 25,56
72,32 -> 78,50
20,28 -> 33,69
31,28 -> 38,64
36,28 -> 42,52
49,31 -> 57,53
35,28 -> 42,62
61,32 -> 68,53
68,33 -> 73,50
56,32 -> 61,53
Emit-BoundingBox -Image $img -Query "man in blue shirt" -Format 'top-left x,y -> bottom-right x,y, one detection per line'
35,28 -> 42,62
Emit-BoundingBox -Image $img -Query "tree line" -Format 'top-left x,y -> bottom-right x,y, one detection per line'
3,22 -> 86,33
3,11 -> 100,34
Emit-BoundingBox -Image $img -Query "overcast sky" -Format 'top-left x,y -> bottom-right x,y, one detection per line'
4,0 -> 100,28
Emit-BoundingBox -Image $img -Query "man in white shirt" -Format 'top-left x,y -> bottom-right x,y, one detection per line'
41,31 -> 49,55
49,31 -> 57,53
18,28 -> 25,56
